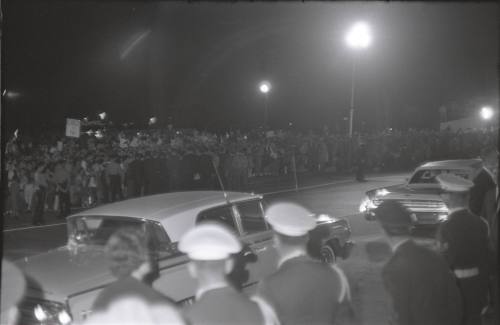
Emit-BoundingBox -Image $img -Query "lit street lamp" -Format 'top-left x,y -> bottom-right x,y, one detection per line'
345,22 -> 372,137
480,106 -> 494,120
98,112 -> 107,120
258,81 -> 271,127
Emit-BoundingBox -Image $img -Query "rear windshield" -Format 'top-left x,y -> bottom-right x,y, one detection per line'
67,216 -> 147,246
409,169 -> 471,184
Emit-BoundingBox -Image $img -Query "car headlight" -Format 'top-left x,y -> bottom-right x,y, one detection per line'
438,213 -> 448,221
33,300 -> 72,325
375,188 -> 390,196
359,196 -> 376,213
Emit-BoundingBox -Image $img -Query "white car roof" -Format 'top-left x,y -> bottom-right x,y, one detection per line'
418,159 -> 482,170
70,191 -> 262,221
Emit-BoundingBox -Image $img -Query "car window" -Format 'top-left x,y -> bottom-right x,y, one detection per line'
149,221 -> 181,260
196,206 -> 237,231
409,169 -> 470,184
68,216 -> 146,246
236,200 -> 268,235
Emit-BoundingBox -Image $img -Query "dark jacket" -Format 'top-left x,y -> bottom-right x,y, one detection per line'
382,240 -> 463,325
185,286 -> 264,325
437,208 -> 490,272
256,255 -> 343,325
437,208 -> 491,321
469,167 -> 496,217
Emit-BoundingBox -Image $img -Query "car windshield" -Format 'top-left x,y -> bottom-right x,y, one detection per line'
409,169 -> 471,184
67,215 -> 147,246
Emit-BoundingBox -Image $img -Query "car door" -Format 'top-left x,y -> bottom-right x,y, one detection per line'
233,199 -> 278,292
147,221 -> 195,303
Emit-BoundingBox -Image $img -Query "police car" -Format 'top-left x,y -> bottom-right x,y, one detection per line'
16,191 -> 352,324
359,159 -> 484,227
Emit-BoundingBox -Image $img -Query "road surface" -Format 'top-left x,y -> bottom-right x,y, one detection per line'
3,172 -> 408,324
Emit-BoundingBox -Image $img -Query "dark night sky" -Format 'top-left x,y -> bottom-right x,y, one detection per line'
3,1 -> 498,133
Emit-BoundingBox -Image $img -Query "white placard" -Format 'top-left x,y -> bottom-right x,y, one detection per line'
65,119 -> 81,138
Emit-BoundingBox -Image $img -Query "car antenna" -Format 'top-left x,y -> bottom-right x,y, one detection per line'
211,159 -> 230,204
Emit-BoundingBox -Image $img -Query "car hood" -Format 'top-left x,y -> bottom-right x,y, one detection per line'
371,184 -> 443,200
16,245 -> 113,301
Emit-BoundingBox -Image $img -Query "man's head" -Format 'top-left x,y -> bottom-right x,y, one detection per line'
265,203 -> 316,257
105,228 -> 152,280
480,146 -> 498,178
178,223 -> 242,283
373,200 -> 413,238
436,173 -> 474,210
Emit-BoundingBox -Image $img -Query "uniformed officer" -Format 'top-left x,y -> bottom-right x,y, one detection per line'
178,223 -> 279,325
436,173 -> 491,325
255,203 -> 350,325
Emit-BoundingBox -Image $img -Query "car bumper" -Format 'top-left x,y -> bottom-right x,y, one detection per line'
365,210 -> 447,226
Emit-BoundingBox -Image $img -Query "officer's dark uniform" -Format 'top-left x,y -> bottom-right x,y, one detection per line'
438,208 -> 490,325
257,256 -> 345,325
256,203 -> 349,325
382,239 -> 463,325
185,286 -> 265,325
469,167 -> 496,218
436,174 -> 491,325
178,223 -> 277,325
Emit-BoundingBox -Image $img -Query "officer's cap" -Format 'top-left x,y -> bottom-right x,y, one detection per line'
178,223 -> 242,260
265,203 -> 316,237
436,173 -> 474,192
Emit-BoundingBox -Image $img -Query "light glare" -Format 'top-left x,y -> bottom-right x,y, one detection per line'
346,22 -> 372,49
480,106 -> 494,120
259,81 -> 271,94
34,305 -> 48,321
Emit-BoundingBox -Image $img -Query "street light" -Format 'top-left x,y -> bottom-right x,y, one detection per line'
345,21 -> 372,137
480,106 -> 494,120
98,112 -> 107,120
258,81 -> 271,127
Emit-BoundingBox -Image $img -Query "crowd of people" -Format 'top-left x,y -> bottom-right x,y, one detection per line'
3,125 -> 497,225
2,123 -> 498,325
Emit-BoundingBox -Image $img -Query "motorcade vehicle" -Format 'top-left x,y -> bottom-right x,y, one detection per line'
17,191 -> 353,324
359,159 -> 485,228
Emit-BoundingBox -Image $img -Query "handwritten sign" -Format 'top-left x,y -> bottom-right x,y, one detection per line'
65,119 -> 81,138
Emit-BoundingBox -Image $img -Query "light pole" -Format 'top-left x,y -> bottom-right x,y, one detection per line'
345,22 -> 372,137
258,81 -> 271,127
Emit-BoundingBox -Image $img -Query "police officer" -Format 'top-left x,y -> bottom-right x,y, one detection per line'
436,174 -> 490,325
255,203 -> 350,325
178,223 -> 279,325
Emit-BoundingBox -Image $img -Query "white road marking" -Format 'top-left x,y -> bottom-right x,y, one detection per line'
261,174 -> 406,196
3,222 -> 66,232
2,173 -> 407,232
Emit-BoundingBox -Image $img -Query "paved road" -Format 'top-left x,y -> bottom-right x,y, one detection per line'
3,172 -> 406,260
1,172 -> 404,324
